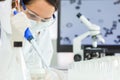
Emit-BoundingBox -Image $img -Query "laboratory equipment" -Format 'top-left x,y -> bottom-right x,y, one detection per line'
24,28 -> 65,80
74,47 -> 106,61
57,0 -> 120,54
83,47 -> 105,60
24,28 -> 48,69
73,13 -> 105,61
24,28 -> 48,80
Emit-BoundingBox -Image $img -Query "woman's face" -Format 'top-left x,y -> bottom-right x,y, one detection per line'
25,0 -> 55,21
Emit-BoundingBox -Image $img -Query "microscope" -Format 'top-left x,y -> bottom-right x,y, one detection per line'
73,13 -> 105,61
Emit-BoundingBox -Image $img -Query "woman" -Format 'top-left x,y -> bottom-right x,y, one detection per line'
0,0 -> 61,80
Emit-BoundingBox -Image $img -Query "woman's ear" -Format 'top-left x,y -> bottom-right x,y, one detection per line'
15,0 -> 20,11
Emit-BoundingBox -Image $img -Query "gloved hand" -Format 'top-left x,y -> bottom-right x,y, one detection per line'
11,12 -> 31,36
10,11 -> 31,47
45,68 -> 65,80
31,68 -> 65,80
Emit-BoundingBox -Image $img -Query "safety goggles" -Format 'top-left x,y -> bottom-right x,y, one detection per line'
21,1 -> 56,22
24,8 -> 56,22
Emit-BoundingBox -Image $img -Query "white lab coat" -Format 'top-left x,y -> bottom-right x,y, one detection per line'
0,1 -> 27,80
0,1 -> 54,80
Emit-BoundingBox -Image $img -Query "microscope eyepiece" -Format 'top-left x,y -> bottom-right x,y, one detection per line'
76,13 -> 82,18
